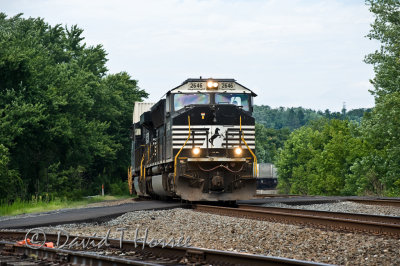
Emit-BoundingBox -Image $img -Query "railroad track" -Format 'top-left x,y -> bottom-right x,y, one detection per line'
0,231 -> 329,265
193,204 -> 400,238
253,194 -> 303,198
348,199 -> 400,207
252,195 -> 400,207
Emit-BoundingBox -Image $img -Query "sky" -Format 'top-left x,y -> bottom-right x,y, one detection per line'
1,0 -> 379,111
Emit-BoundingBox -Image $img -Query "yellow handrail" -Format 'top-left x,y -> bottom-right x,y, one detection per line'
140,153 -> 145,181
240,116 -> 258,177
144,144 -> 151,182
174,115 -> 191,184
127,166 -> 133,195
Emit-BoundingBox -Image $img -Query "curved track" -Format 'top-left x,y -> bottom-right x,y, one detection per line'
349,199 -> 400,207
194,204 -> 400,237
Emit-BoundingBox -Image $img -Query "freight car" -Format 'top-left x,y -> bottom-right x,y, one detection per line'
130,78 -> 257,201
257,163 -> 278,190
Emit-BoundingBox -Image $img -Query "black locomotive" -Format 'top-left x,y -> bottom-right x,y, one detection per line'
131,78 -> 257,201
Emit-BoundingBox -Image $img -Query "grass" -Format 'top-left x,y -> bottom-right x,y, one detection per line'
0,195 -> 133,217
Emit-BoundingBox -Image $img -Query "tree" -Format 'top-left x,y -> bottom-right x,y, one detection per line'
274,0 -> 400,197
287,108 -> 299,130
0,13 -> 148,200
349,92 -> 400,196
255,123 -> 290,163
276,119 -> 368,195
276,126 -> 322,194
351,0 -> 400,196
253,105 -> 367,132
365,0 -> 400,98
0,144 -> 23,202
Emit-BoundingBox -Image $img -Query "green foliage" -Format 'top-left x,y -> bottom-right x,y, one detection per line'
346,108 -> 371,123
348,92 -> 400,196
0,13 -> 147,201
254,105 -> 370,131
254,1 -> 400,197
276,119 -> 369,195
0,144 -> 23,202
273,0 -> 400,197
254,105 -> 321,130
110,180 -> 130,196
254,106 -> 370,167
46,163 -> 85,200
365,0 -> 400,98
346,0 -> 400,196
255,123 -> 290,163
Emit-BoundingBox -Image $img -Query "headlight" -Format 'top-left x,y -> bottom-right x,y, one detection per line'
207,81 -> 219,89
192,147 -> 200,155
234,147 -> 242,155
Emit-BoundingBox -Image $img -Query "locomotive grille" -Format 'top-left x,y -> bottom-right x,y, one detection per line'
172,125 -> 255,149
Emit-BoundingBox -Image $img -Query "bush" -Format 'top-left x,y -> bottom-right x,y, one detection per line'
110,180 -> 129,196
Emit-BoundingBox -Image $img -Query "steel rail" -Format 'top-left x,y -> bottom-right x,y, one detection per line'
0,240 -> 158,266
349,199 -> 400,207
193,204 -> 400,238
376,197 -> 400,201
238,204 -> 400,224
0,231 -> 329,266
252,196 -> 400,206
253,194 -> 303,198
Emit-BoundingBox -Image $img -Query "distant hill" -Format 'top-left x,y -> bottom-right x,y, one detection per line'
253,105 -> 371,131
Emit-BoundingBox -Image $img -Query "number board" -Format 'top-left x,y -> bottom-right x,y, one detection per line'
187,82 -> 236,90
220,82 -> 235,90
188,82 -> 205,90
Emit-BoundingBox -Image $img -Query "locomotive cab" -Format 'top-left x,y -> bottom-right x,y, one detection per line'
132,78 -> 257,201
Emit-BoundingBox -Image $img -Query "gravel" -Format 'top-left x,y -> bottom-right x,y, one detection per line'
262,201 -> 400,217
39,208 -> 400,266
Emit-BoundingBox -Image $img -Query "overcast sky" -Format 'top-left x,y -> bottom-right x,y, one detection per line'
1,0 -> 379,111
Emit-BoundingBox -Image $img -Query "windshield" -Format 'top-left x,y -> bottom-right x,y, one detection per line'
173,93 -> 210,111
215,93 -> 250,111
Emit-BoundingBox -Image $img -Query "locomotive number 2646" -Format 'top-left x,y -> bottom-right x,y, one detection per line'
189,82 -> 203,89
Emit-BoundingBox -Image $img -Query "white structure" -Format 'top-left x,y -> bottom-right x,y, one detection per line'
132,102 -> 155,123
257,163 -> 278,178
